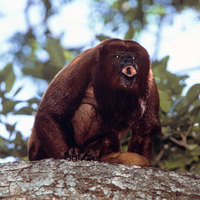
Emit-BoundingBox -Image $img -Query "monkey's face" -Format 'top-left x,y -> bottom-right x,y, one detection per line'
113,51 -> 138,87
98,39 -> 150,89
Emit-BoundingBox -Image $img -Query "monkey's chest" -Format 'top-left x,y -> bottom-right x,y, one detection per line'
71,102 -> 131,147
70,85 -> 136,146
71,102 -> 102,146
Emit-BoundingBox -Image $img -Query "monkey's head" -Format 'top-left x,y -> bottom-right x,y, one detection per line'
95,39 -> 150,92
93,39 -> 151,123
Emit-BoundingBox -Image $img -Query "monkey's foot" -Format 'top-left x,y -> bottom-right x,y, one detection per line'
64,148 -> 100,161
100,152 -> 149,166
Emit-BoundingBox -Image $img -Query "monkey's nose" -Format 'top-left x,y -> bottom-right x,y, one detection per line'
122,65 -> 137,77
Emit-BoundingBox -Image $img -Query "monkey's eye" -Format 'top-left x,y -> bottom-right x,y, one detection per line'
115,55 -> 121,59
132,54 -> 139,60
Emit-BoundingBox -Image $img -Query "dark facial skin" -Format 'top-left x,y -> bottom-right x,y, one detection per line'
28,38 -> 161,164
112,51 -> 138,86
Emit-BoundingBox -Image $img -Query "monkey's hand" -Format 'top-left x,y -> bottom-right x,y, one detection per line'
64,147 -> 101,161
65,134 -> 120,162
100,152 -> 149,166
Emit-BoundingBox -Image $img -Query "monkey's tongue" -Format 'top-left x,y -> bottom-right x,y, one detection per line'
122,65 -> 137,77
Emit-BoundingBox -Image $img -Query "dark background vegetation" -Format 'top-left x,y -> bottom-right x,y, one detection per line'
0,0 -> 200,175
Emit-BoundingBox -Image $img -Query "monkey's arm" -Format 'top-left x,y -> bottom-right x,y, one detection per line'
100,70 -> 160,166
128,74 -> 161,162
28,49 -> 99,160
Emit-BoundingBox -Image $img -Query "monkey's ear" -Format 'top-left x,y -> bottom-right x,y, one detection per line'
100,152 -> 149,166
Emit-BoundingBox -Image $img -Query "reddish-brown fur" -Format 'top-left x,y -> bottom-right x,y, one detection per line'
28,39 -> 161,166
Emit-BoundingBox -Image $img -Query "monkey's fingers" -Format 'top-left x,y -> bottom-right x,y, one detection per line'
64,148 -> 81,161
65,148 -> 101,161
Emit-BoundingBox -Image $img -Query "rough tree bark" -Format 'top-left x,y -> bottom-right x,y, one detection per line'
0,159 -> 200,199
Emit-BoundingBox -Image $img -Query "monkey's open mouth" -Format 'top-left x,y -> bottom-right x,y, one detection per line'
121,65 -> 137,85
122,65 -> 137,77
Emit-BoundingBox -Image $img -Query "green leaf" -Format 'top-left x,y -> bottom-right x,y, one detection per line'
190,147 -> 200,156
14,132 -> 23,146
23,62 -> 60,82
190,105 -> 200,122
5,123 -> 16,135
169,97 -> 183,116
153,56 -> 169,71
2,98 -> 20,114
173,84 -> 200,117
150,5 -> 166,15
0,64 -> 15,92
194,111 -> 200,122
172,98 -> 189,117
15,107 -> 35,115
186,84 -> 200,103
164,154 -> 194,169
159,89 -> 172,113
23,63 -> 43,79
42,62 -> 61,81
0,136 -> 10,158
153,57 -> 187,98
64,50 -> 74,61
27,97 -> 40,104
96,34 -> 111,41
46,37 -> 66,67
125,25 -> 134,39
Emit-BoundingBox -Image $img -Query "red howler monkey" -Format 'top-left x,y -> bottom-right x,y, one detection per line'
28,38 -> 161,166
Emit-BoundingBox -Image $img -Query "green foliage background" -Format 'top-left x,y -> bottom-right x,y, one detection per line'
0,0 -> 200,174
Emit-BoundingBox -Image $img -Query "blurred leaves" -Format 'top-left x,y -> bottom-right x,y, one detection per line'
22,37 -> 72,82
0,132 -> 27,159
47,37 -> 66,67
125,25 -> 134,39
0,63 -> 38,161
1,99 -> 20,115
151,58 -> 200,175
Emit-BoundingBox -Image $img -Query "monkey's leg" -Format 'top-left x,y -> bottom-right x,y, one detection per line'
128,134 -> 152,162
28,117 -> 74,160
99,127 -> 150,166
